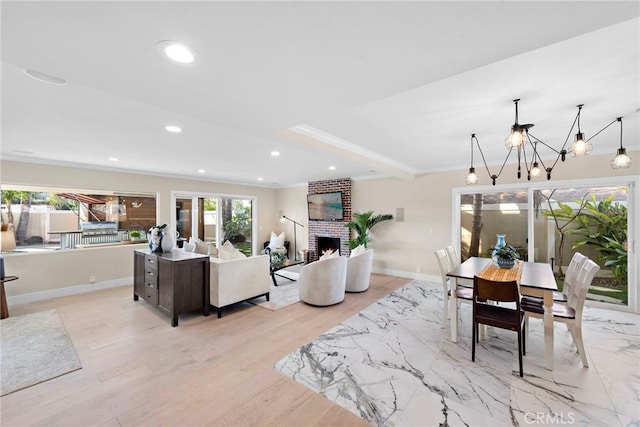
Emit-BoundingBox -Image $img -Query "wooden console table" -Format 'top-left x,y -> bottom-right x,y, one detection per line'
133,249 -> 210,327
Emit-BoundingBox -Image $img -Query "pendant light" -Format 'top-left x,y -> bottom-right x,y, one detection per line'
611,117 -> 632,169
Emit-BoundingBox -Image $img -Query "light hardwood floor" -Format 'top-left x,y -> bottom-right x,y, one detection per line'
1,274 -> 409,426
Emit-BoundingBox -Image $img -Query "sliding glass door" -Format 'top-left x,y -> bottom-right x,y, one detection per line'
534,186 -> 629,306
172,192 -> 256,256
454,177 -> 637,311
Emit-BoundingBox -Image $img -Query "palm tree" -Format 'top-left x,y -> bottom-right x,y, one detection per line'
345,210 -> 393,249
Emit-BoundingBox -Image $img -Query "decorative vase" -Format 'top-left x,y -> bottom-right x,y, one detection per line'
149,227 -> 164,252
497,257 -> 515,269
491,234 -> 506,264
161,230 -> 174,252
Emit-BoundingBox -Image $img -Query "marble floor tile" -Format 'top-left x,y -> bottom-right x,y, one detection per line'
275,280 -> 640,426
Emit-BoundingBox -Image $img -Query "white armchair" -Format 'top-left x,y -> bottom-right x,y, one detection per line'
346,249 -> 373,292
298,256 -> 347,306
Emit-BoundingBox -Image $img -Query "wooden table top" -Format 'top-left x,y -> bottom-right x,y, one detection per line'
447,257 -> 557,291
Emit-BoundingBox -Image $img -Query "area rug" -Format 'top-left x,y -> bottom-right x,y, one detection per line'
275,280 -> 628,426
251,278 -> 300,311
1,309 -> 82,396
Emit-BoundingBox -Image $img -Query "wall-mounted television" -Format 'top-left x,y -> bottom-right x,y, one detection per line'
307,192 -> 344,221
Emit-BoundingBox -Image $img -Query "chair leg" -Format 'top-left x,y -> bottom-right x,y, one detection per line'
523,314 -> 529,351
472,321 -> 476,362
517,328 -> 524,377
441,292 -> 449,327
574,323 -> 589,368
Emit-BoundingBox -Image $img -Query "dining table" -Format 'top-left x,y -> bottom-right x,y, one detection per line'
447,256 -> 558,370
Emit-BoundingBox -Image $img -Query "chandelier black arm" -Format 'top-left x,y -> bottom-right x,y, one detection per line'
473,134 -> 513,182
586,118 -> 618,142
528,132 -> 565,155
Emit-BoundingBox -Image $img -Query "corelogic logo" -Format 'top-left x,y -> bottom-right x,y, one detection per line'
524,412 -> 575,424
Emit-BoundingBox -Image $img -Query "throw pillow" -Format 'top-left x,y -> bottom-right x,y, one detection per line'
232,249 -> 247,260
219,240 -> 237,261
350,244 -> 366,257
189,237 -> 211,255
182,242 -> 196,253
268,231 -> 285,250
319,249 -> 335,260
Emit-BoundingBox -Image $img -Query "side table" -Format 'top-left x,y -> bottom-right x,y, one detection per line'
1,275 -> 19,319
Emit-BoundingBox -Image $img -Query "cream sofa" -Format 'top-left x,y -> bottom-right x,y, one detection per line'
209,254 -> 270,317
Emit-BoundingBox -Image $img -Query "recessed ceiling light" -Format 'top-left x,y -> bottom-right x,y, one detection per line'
24,69 -> 67,86
257,177 -> 264,181
165,125 -> 182,133
270,151 -> 280,157
329,166 -> 336,170
109,157 -> 119,162
197,169 -> 206,174
156,40 -> 200,65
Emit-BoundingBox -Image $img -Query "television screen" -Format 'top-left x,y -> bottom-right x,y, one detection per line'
307,192 -> 344,221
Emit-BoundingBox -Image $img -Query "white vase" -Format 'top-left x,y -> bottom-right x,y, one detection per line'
161,231 -> 174,252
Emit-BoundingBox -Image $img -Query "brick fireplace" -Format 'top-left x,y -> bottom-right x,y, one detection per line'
308,178 -> 352,261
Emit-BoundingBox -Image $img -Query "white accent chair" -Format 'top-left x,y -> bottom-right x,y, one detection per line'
299,256 -> 347,306
522,258 -> 600,367
346,249 -> 373,292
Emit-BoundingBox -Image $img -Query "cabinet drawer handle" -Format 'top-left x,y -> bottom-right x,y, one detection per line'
147,272 -> 154,276
147,283 -> 154,289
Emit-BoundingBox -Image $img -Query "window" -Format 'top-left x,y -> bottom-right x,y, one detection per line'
1,186 -> 156,252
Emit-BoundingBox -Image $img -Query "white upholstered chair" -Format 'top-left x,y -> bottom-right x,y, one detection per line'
299,255 -> 347,306
522,258 -> 600,368
346,249 -> 373,292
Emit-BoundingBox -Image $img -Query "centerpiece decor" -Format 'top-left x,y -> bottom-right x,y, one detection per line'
493,244 -> 520,269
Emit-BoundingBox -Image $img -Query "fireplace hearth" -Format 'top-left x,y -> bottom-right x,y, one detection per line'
317,236 -> 341,256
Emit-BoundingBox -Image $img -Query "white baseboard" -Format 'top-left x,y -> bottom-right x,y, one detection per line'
371,267 -> 439,284
7,277 -> 132,306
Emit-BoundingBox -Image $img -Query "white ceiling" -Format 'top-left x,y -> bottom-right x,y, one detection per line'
2,1 -> 639,187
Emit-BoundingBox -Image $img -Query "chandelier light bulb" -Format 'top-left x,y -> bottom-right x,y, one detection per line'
611,148 -> 632,169
530,162 -> 542,178
465,168 -> 478,185
570,132 -> 591,157
511,130 -> 524,147
505,129 -> 525,148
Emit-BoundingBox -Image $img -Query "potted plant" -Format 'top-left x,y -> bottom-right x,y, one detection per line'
129,230 -> 142,242
493,245 -> 520,269
345,210 -> 393,249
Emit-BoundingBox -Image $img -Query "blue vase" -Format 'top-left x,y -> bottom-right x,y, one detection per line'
491,234 -> 506,264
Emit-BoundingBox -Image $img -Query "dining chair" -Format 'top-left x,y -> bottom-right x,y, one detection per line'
472,276 -> 524,377
445,245 -> 461,268
522,252 -> 587,308
522,258 -> 600,368
435,249 -> 473,327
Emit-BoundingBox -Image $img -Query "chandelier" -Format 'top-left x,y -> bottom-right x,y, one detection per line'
465,99 -> 632,186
